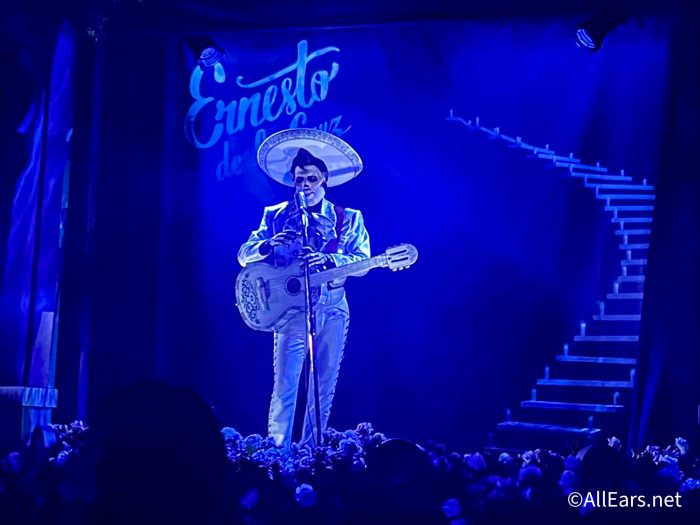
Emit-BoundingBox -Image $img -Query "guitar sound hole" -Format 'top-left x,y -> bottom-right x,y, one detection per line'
285,278 -> 302,295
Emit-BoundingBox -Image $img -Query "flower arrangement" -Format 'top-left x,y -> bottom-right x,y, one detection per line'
220,422 -> 386,485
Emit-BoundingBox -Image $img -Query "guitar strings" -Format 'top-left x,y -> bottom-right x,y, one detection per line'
252,254 -> 393,295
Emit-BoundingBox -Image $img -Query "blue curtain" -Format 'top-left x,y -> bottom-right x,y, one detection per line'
0,22 -> 75,390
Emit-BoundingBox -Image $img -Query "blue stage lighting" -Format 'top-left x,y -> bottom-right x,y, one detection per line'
198,46 -> 226,82
575,28 -> 597,49
575,12 -> 628,52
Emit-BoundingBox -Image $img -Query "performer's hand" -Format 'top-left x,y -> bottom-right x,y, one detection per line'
268,230 -> 297,248
301,250 -> 330,268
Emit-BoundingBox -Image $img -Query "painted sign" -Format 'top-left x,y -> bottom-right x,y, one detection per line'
184,40 -> 351,180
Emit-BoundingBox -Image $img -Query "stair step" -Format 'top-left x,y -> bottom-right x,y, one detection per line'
598,194 -> 656,201
614,229 -> 652,235
619,243 -> 650,250
521,400 -> 625,414
607,293 -> 643,300
556,355 -> 637,364
611,217 -> 653,224
551,362 -> 637,380
592,314 -> 641,321
537,378 -> 634,388
591,183 -> 655,191
516,139 -> 553,151
497,421 -> 602,436
621,259 -> 647,266
574,173 -> 632,182
536,153 -> 581,163
605,205 -> 654,212
574,335 -> 639,342
533,385 -> 633,404
561,162 -> 608,173
617,275 -> 645,282
610,217 -> 654,223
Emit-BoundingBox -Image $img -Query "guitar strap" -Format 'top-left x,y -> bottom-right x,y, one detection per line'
323,205 -> 345,254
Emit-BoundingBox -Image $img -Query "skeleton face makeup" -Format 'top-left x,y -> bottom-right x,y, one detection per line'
294,165 -> 326,206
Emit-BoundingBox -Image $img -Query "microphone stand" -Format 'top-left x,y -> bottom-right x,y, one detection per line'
298,197 -> 323,447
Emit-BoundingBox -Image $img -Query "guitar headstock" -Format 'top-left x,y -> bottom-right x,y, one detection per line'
382,243 -> 418,271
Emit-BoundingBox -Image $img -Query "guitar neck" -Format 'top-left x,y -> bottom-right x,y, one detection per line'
311,255 -> 385,285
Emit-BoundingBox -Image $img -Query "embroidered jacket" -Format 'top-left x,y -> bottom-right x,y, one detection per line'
238,198 -> 370,309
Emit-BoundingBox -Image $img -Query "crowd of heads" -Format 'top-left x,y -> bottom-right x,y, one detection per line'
1,382 -> 699,524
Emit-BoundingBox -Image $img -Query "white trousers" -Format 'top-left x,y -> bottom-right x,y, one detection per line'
268,298 -> 349,448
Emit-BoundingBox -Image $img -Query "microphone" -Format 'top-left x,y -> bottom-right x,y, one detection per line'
295,191 -> 308,210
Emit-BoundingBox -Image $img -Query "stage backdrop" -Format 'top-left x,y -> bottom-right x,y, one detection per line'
95,17 -> 669,449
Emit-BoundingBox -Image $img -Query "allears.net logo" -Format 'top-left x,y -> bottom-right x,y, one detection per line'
184,40 -> 351,181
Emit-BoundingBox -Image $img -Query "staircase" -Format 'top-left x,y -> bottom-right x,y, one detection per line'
447,112 -> 653,451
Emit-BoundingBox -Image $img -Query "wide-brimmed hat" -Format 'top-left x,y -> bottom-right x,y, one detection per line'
257,128 -> 363,187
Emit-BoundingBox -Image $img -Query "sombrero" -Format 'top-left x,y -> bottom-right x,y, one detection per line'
257,128 -> 363,187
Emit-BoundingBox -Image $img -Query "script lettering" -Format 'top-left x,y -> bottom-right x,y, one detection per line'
185,40 -> 341,150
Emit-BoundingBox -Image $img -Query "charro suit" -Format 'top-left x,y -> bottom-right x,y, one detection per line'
238,198 -> 370,447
